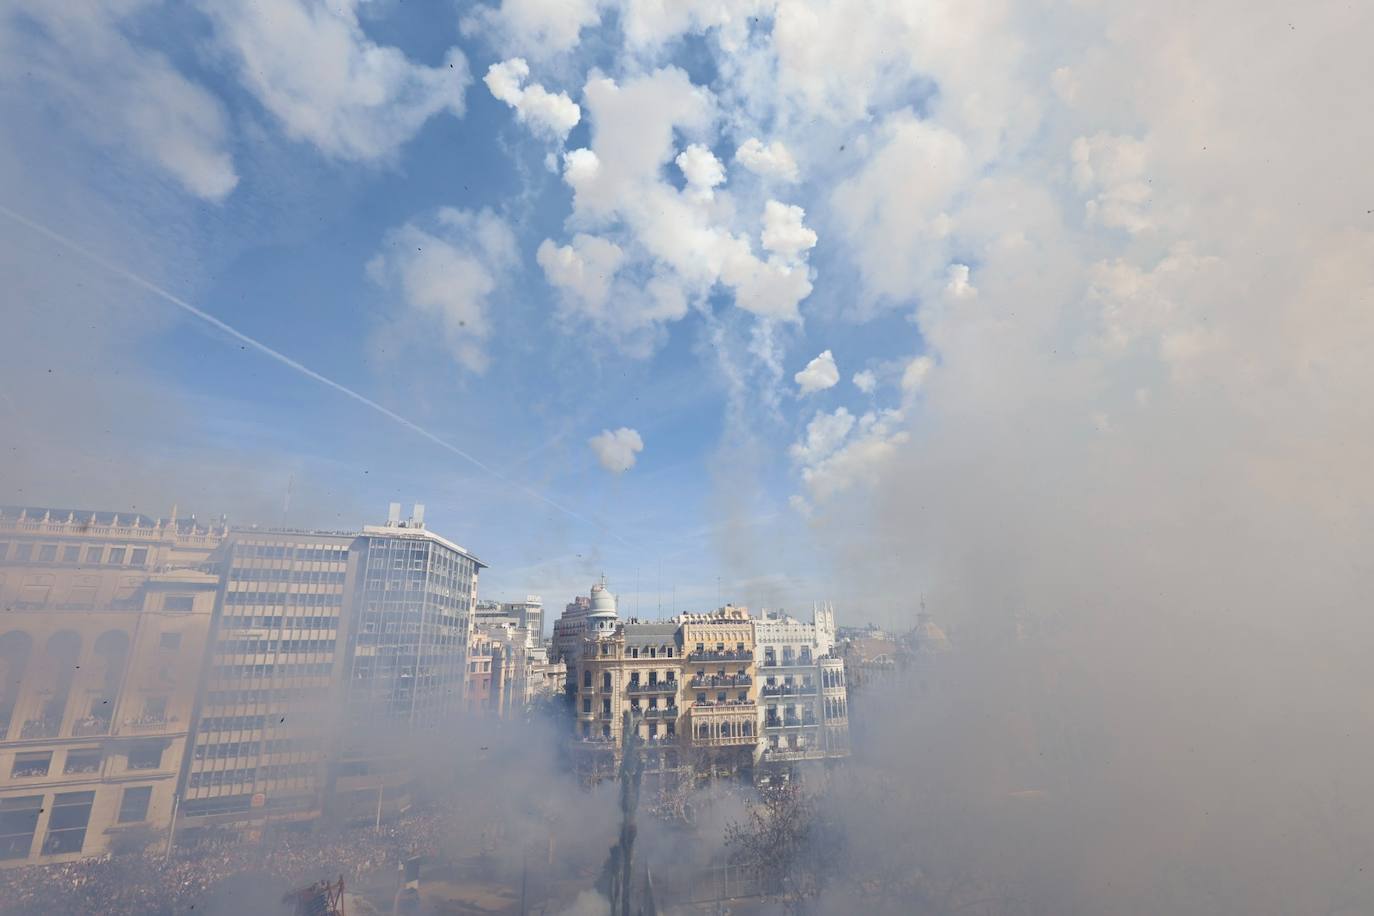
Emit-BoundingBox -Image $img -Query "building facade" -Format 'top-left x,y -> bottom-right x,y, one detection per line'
567,600 -> 848,784
0,508 -> 224,866
179,529 -> 356,832
754,606 -> 849,766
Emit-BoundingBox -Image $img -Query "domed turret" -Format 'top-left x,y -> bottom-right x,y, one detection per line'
590,578 -> 617,616
588,576 -> 618,636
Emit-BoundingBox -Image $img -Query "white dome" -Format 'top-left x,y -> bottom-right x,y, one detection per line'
590,580 -> 617,616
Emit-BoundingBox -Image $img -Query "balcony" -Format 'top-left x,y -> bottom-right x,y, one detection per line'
21,718 -> 61,739
627,680 -> 678,694
761,747 -> 829,762
690,699 -> 756,710
689,674 -> 752,688
686,649 -> 753,663
641,706 -> 679,718
759,684 -> 817,698
760,656 -> 814,668
764,716 -> 818,729
72,716 -> 112,737
123,715 -> 175,732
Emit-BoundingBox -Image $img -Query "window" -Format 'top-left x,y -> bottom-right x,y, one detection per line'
64,749 -> 102,775
142,697 -> 167,720
0,796 -> 42,861
159,632 -> 182,650
84,546 -> 102,563
601,698 -> 611,716
62,545 -> 80,562
44,792 -> 94,854
602,672 -> 612,690
582,669 -> 593,688
38,544 -> 56,561
164,596 -> 194,612
129,548 -> 148,565
127,741 -> 163,770
582,698 -> 591,713
14,543 -> 32,562
108,547 -> 126,564
0,542 -> 8,560
11,753 -> 51,778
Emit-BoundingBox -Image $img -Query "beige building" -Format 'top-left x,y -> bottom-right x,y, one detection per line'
0,507 -> 224,866
572,621 -> 683,778
680,606 -> 758,772
570,603 -> 769,780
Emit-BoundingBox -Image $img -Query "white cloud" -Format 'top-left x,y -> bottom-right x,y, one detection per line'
760,200 -> 817,262
588,427 -> 644,473
484,58 -> 581,140
1072,133 -> 1152,233
830,110 -> 970,308
202,0 -> 468,162
794,349 -> 840,395
900,355 -> 934,397
367,208 -> 517,373
735,138 -> 799,182
548,67 -> 816,338
537,234 -> 626,313
945,263 -> 976,299
0,2 -> 237,200
796,408 -> 909,503
470,0 -> 603,58
853,369 -> 877,393
675,143 -> 726,201
790,407 -> 856,465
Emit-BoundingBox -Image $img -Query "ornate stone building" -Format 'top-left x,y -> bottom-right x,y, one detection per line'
0,507 -> 224,866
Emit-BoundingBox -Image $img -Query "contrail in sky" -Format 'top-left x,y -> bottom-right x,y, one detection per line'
0,203 -> 629,547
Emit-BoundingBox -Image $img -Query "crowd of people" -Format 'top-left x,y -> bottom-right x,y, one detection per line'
0,806 -> 457,915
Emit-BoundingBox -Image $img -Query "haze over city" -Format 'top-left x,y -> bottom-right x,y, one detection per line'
1,0 -> 1372,914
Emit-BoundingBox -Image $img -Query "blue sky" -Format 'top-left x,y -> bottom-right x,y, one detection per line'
0,1 -> 935,619
5,1 -> 1351,634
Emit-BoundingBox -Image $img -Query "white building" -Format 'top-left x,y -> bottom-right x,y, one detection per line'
753,604 -> 848,765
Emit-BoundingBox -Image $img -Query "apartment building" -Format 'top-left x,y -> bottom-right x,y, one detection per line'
680,606 -> 759,774
572,621 -> 683,777
179,529 -> 356,832
754,605 -> 849,766
0,507 -> 223,866
567,599 -> 852,783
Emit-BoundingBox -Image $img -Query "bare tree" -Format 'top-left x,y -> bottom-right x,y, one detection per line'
725,782 -> 841,912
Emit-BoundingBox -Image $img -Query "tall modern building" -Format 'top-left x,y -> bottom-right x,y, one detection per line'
328,506 -> 482,823
343,505 -> 481,728
0,507 -> 224,866
179,528 -> 356,831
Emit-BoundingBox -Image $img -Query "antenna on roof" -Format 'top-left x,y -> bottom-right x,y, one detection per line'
412,503 -> 425,527
388,502 -> 401,525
